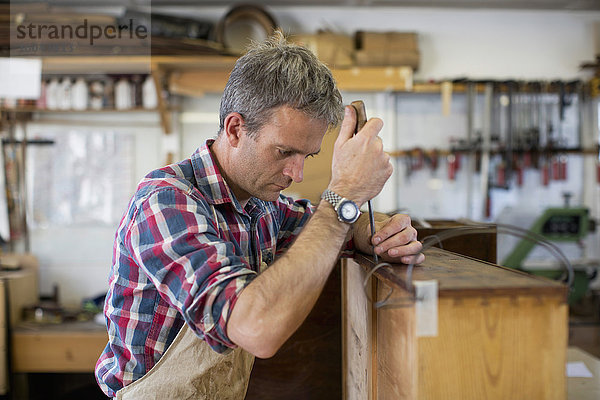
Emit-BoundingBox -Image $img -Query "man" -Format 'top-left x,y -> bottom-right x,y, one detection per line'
95,33 -> 424,399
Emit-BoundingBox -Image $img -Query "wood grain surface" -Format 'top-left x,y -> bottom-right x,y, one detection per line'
356,248 -> 567,299
345,248 -> 569,400
246,263 -> 342,399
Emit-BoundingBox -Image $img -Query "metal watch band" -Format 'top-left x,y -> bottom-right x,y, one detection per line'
321,189 -> 359,224
321,189 -> 343,208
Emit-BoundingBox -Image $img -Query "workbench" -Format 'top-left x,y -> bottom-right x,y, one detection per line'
343,248 -> 569,400
567,346 -> 600,400
12,320 -> 107,373
9,320 -> 107,399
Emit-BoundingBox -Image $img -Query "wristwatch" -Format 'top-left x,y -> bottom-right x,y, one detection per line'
321,189 -> 361,224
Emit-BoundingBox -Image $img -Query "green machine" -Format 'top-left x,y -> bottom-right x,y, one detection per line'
502,197 -> 597,304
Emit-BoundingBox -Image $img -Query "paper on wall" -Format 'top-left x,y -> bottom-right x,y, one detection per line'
0,58 -> 42,99
414,279 -> 438,337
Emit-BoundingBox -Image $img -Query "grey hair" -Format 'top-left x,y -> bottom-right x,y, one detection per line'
219,31 -> 343,137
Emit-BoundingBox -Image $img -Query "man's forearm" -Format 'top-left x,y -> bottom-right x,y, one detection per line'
227,199 -> 350,358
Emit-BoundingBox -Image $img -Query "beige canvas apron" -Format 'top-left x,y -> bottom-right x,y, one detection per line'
116,324 -> 255,400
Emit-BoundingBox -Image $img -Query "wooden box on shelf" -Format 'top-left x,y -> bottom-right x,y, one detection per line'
415,219 -> 497,263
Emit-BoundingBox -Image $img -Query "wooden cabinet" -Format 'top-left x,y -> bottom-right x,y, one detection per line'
415,219 -> 497,264
12,321 -> 107,373
343,249 -> 568,400
246,262 -> 342,399
0,254 -> 39,394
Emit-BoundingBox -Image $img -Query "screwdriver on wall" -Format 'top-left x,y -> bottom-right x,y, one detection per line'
351,100 -> 379,264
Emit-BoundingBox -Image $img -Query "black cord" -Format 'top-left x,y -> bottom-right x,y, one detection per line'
362,222 -> 574,309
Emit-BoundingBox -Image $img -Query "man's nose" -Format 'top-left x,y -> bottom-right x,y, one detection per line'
283,156 -> 304,183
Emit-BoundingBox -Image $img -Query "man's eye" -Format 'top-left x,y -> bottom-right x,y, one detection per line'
278,149 -> 291,157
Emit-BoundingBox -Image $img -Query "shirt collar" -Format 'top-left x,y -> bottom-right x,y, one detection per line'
191,139 -> 246,213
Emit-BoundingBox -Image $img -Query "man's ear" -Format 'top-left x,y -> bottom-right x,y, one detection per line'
222,112 -> 246,147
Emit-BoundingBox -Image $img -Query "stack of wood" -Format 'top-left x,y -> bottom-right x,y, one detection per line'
291,32 -> 355,68
291,30 -> 420,70
354,31 -> 420,69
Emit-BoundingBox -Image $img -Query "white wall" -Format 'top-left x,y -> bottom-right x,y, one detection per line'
172,6 -> 600,286
22,6 -> 600,304
24,112 -> 166,305
156,6 -> 600,80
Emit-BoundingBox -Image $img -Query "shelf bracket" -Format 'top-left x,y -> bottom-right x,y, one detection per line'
151,64 -> 172,135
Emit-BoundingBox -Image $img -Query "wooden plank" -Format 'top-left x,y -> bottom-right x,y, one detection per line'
343,258 -> 373,400
150,66 -> 171,134
371,277 -> 378,400
332,67 -> 413,92
168,69 -> 231,97
12,322 -> 107,373
376,279 -> 417,400
418,295 -> 567,399
355,248 -> 567,298
41,55 -> 238,74
170,66 -> 414,96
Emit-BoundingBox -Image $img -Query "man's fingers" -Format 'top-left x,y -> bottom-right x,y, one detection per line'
400,252 -> 425,265
383,240 -> 423,257
374,229 -> 419,255
372,214 -> 412,245
360,118 -> 384,140
336,105 -> 357,145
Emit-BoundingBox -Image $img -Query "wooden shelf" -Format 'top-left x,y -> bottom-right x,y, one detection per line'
35,55 -> 414,96
169,65 -> 414,96
40,55 -> 239,75
20,55 -> 418,132
0,106 -> 163,113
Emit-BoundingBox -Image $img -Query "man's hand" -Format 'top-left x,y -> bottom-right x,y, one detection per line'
328,106 -> 393,206
354,213 -> 425,265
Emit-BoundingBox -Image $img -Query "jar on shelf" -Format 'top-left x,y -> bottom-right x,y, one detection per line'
46,78 -> 60,110
115,77 -> 133,110
57,77 -> 72,110
89,80 -> 104,110
142,75 -> 158,109
71,77 -> 89,110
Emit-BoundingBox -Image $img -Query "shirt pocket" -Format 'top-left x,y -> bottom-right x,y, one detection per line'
259,246 -> 275,273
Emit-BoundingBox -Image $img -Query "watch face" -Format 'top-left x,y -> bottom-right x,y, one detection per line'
339,200 -> 359,223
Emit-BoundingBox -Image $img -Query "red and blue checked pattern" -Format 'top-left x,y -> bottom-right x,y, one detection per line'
94,140 -> 322,397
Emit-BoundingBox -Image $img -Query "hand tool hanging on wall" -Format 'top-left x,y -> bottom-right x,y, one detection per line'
530,81 -> 542,169
426,149 -> 439,174
447,152 -> 458,181
351,100 -> 378,264
481,83 -> 494,219
504,80 -> 515,188
542,82 -> 554,186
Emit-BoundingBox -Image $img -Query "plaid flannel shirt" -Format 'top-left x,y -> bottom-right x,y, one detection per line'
95,140 -> 352,397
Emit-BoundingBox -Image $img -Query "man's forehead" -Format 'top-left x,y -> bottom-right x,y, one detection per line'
260,107 -> 327,152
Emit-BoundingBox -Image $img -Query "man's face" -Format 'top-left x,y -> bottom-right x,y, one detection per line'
229,106 -> 328,203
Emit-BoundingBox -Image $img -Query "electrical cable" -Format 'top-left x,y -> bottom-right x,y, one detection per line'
362,221 -> 574,309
